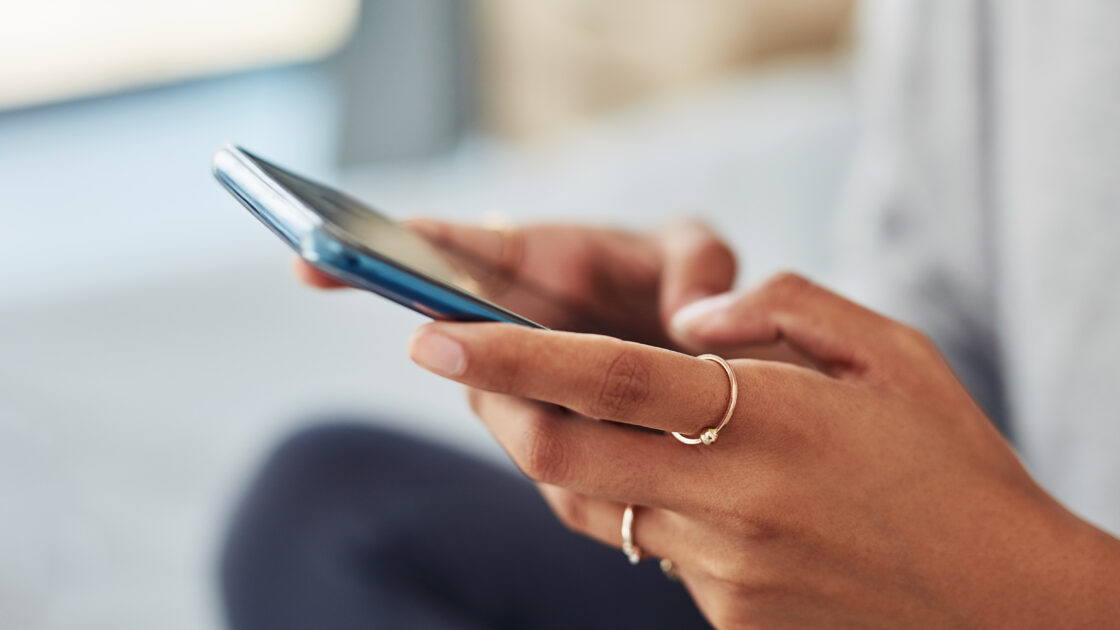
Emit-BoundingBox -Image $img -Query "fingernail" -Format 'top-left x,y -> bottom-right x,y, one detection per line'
670,293 -> 736,337
410,329 -> 466,376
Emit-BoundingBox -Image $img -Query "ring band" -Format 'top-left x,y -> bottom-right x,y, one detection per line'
672,354 -> 738,445
621,505 -> 642,564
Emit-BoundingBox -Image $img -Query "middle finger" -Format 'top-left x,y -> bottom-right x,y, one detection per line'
468,390 -> 712,511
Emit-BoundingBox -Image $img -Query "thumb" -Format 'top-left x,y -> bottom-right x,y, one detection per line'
667,288 -> 819,368
668,290 -> 741,343
656,220 -> 736,329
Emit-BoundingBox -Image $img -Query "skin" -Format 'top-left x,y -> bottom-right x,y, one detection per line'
296,221 -> 1120,629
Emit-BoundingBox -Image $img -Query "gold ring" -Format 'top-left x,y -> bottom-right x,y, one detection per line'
672,354 -> 738,445
621,505 -> 642,564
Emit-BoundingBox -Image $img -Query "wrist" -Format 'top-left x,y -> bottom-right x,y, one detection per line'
1045,511 -> 1120,626
981,493 -> 1120,629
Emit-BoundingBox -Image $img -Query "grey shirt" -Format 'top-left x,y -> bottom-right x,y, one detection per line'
842,0 -> 1120,534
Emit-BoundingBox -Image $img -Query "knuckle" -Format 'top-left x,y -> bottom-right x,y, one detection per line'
466,388 -> 486,416
548,491 -> 589,533
497,227 -> 526,270
893,324 -> 936,356
479,228 -> 526,300
762,271 -> 814,301
588,342 -> 652,420
726,491 -> 786,542
696,551 -> 780,604
699,554 -> 767,602
699,551 -> 741,584
468,343 -> 523,394
514,414 -> 570,484
667,218 -> 722,248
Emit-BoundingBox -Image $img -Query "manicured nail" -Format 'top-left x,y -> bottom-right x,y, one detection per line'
410,329 -> 466,376
670,293 -> 736,337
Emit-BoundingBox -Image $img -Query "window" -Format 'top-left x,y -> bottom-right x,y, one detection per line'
0,0 -> 359,110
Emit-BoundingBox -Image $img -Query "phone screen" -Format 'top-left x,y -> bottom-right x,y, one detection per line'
219,146 -> 585,330
250,154 -> 477,291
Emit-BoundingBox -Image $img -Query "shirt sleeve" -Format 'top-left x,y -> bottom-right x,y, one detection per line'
836,0 -> 1009,433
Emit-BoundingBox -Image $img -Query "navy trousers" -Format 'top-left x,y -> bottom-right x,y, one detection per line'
221,423 -> 710,629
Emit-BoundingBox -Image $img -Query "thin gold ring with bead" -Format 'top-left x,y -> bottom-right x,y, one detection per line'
671,354 -> 738,446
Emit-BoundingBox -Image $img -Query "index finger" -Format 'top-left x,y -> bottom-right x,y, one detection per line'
409,322 -> 837,437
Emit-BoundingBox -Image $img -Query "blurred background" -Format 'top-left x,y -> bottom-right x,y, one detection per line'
0,1 -> 856,627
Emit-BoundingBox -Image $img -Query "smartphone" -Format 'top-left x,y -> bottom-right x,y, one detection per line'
212,143 -> 544,328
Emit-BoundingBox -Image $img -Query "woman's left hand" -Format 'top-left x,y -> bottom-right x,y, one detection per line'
408,273 -> 1120,629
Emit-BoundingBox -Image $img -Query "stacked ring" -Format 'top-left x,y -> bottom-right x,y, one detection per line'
621,505 -> 641,564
